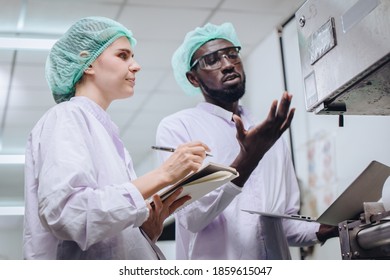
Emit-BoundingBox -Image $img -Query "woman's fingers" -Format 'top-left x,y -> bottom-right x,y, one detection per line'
176,141 -> 211,159
163,187 -> 191,215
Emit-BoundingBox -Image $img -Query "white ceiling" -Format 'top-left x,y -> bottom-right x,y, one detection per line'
0,0 -> 306,211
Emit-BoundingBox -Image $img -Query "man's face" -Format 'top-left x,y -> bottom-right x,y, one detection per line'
189,39 -> 246,104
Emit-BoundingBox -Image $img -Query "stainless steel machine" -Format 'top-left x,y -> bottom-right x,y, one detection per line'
320,161 -> 390,260
338,202 -> 390,259
295,0 -> 390,259
295,0 -> 390,116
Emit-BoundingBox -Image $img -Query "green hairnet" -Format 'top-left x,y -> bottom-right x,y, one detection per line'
172,22 -> 241,96
46,16 -> 137,103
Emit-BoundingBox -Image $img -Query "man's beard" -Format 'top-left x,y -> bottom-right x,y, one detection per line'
199,75 -> 246,103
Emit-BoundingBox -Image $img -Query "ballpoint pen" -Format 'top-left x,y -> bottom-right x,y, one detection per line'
151,145 -> 213,157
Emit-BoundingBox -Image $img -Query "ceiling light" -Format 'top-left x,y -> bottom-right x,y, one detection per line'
0,37 -> 56,50
0,206 -> 24,216
0,155 -> 25,164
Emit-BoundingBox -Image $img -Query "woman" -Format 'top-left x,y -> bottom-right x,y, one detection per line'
23,16 -> 210,260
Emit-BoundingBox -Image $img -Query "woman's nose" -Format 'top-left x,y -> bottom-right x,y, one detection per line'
129,59 -> 141,73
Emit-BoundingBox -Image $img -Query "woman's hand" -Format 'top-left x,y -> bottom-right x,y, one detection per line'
132,141 -> 210,199
141,188 -> 191,243
158,141 -> 211,185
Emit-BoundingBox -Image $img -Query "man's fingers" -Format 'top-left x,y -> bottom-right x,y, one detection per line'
267,100 -> 278,122
275,92 -> 292,124
280,108 -> 295,134
233,114 -> 245,141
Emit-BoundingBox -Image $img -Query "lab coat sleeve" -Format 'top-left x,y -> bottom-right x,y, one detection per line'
34,107 -> 148,250
283,219 -> 320,247
156,116 -> 241,233
279,140 -> 320,246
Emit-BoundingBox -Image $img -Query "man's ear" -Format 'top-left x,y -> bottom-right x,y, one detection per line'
186,71 -> 200,88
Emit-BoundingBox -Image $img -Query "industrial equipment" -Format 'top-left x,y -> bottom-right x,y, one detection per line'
295,0 -> 390,116
338,202 -> 390,259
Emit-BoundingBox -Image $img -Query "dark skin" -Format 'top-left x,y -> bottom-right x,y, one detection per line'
186,39 -> 338,244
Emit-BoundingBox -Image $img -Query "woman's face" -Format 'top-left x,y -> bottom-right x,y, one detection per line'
89,36 -> 141,106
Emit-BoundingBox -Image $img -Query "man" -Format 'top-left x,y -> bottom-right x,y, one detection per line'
155,22 -> 338,259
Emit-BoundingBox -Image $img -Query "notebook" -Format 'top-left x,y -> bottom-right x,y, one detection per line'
242,160 -> 390,226
151,162 -> 239,213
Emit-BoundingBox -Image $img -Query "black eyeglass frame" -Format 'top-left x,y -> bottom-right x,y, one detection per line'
190,46 -> 242,70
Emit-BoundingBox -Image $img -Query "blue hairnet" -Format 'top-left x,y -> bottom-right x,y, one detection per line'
46,16 -> 137,103
171,22 -> 241,96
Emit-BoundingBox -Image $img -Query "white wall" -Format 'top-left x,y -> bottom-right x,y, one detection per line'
0,215 -> 23,259
242,29 -> 301,259
0,229 -> 22,259
242,29 -> 285,122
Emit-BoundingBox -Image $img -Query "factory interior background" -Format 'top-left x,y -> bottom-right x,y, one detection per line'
1,0 -> 389,260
